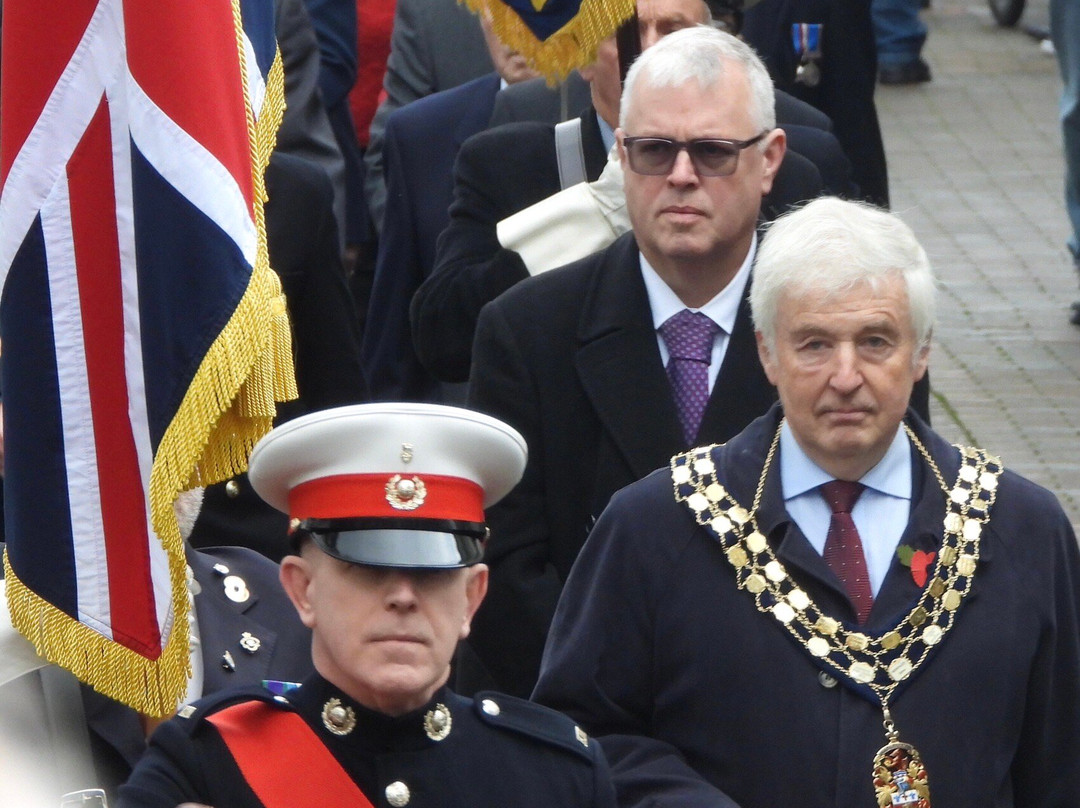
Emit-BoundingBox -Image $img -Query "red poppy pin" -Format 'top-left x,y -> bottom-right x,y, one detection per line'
896,545 -> 936,588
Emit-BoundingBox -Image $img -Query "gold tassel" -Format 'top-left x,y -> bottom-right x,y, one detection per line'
460,0 -> 636,83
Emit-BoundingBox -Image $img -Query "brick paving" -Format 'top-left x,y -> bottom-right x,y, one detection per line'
875,0 -> 1080,526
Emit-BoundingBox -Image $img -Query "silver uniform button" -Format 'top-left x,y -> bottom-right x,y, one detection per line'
481,698 -> 500,716
818,671 -> 838,689
385,780 -> 410,807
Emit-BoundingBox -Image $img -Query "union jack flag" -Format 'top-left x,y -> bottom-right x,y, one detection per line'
0,0 -> 296,716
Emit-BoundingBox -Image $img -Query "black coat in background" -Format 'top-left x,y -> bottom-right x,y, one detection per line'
463,232 -> 778,697
743,0 -> 889,206
412,111 -> 611,385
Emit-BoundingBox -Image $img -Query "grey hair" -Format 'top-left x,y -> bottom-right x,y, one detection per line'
619,25 -> 775,133
751,197 -> 937,355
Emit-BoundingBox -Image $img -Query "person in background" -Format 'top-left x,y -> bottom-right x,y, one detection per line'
1051,0 -> 1080,324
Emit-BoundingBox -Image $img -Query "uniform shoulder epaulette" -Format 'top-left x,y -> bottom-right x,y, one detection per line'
472,691 -> 594,761
175,684 -> 295,733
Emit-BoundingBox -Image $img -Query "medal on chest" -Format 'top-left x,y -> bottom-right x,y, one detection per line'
792,23 -> 824,87
671,421 -> 1002,807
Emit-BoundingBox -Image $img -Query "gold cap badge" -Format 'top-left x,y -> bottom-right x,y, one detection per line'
385,475 -> 427,511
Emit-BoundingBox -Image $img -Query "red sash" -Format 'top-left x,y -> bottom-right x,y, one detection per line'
207,701 -> 375,808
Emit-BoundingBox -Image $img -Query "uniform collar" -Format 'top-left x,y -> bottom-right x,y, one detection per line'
291,673 -> 458,753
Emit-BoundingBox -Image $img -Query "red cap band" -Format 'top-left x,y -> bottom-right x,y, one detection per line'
288,473 -> 485,522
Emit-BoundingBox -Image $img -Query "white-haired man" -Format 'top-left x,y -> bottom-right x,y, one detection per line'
534,197 -> 1080,807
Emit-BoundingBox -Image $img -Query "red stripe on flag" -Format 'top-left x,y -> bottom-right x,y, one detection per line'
67,98 -> 162,658
0,0 -> 99,186
123,0 -> 254,213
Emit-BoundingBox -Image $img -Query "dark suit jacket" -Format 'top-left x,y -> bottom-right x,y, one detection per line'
412,109 -> 825,384
83,546 -> 313,798
743,0 -> 889,206
362,73 -> 502,402
362,0 -> 494,229
784,123 -> 856,197
464,232 -> 778,697
411,111 -> 611,384
275,0 -> 348,241
535,404 -> 1080,807
488,72 -> 594,127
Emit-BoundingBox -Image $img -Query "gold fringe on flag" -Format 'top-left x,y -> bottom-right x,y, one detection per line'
460,0 -> 636,82
141,4 -> 296,716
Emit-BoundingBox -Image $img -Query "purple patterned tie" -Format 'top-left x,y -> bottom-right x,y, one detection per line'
820,480 -> 874,624
658,309 -> 722,445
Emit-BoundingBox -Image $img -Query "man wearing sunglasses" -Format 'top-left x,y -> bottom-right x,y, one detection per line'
461,27 -> 790,700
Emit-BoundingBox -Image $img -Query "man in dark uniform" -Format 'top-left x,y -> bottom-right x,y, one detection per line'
534,198 -> 1080,807
119,404 -> 617,808
742,0 -> 889,206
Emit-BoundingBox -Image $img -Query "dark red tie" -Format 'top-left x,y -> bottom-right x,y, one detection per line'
820,480 -> 873,624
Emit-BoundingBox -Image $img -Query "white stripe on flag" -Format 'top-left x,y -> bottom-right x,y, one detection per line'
40,176 -> 113,638
244,33 -> 267,123
126,72 -> 258,267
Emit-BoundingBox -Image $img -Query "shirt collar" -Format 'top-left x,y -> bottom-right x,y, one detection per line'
779,418 -> 912,501
596,112 -> 616,152
639,231 -> 756,333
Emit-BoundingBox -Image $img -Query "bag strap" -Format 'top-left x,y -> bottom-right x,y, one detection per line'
554,118 -> 587,189
208,701 -> 375,808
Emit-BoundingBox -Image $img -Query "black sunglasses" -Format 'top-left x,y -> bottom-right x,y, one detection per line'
622,132 -> 768,177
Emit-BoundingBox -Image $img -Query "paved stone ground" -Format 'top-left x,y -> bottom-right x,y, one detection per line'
875,0 -> 1080,527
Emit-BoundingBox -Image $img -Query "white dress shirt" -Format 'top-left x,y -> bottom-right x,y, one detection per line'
640,232 -> 756,392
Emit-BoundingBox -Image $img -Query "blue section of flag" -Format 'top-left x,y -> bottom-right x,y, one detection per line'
1,217 -> 79,619
240,0 -> 277,77
130,142 -> 251,451
502,0 -> 583,39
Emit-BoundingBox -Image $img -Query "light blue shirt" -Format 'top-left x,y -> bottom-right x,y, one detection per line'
780,420 -> 912,596
639,233 -> 756,393
597,114 -> 616,152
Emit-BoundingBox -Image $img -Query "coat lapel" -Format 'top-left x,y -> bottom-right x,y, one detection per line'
697,273 -> 778,446
574,234 -> 686,479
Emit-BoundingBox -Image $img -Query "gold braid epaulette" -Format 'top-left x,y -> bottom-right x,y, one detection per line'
670,430 -> 1003,699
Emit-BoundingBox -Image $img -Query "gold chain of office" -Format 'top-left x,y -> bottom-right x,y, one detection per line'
670,421 -> 1002,702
